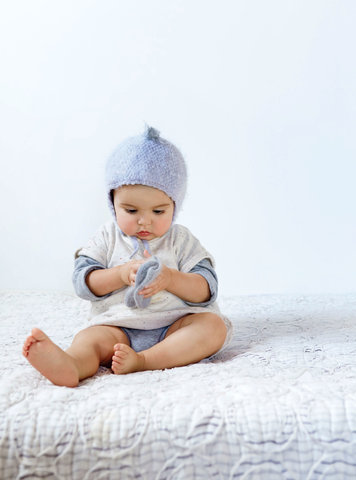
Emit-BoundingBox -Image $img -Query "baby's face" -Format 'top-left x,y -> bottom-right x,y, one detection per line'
113,185 -> 174,240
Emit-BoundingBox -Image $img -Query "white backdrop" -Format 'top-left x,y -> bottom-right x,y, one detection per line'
1,0 -> 355,296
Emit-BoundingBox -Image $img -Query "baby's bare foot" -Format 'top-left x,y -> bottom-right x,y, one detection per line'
111,343 -> 146,374
22,328 -> 79,387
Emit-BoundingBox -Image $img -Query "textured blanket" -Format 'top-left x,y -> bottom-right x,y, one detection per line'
1,291 -> 356,479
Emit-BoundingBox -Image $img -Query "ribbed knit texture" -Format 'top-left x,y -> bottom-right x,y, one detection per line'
105,126 -> 187,219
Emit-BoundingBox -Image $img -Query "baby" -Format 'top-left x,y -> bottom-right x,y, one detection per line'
23,126 -> 232,387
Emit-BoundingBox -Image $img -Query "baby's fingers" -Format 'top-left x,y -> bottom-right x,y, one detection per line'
139,288 -> 153,298
139,284 -> 157,298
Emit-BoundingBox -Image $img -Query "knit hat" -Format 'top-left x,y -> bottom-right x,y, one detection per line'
105,126 -> 187,220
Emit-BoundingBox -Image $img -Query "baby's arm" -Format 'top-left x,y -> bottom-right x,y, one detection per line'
85,258 -> 145,297
139,252 -> 211,303
168,269 -> 211,303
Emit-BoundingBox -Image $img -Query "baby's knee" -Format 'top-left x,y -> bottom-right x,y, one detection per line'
206,314 -> 227,343
72,326 -> 101,343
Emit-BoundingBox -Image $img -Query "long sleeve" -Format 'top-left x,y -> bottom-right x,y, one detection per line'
184,258 -> 218,307
72,255 -> 112,301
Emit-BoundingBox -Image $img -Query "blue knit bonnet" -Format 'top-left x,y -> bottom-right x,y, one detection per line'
105,126 -> 187,221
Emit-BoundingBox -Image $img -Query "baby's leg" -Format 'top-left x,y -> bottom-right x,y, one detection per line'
111,313 -> 227,374
23,328 -> 79,387
23,326 -> 129,387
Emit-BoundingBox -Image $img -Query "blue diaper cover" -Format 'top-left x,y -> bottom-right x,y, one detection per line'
120,325 -> 170,352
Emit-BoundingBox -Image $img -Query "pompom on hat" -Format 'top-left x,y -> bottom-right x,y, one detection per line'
105,125 -> 187,220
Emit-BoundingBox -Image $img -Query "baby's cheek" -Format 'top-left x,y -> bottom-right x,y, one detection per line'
156,218 -> 173,236
116,216 -> 136,236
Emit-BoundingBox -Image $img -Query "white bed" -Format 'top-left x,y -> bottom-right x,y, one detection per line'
1,290 -> 356,479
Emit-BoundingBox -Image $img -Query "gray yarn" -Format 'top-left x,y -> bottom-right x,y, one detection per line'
146,125 -> 160,140
125,256 -> 162,308
105,125 -> 187,220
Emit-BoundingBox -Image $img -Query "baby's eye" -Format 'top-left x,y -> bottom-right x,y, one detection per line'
153,209 -> 164,215
125,209 -> 137,214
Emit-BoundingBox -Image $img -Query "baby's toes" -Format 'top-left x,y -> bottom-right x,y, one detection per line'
22,336 -> 35,356
24,336 -> 34,347
111,357 -> 123,374
113,344 -> 130,357
114,343 -> 129,351
113,352 -> 124,364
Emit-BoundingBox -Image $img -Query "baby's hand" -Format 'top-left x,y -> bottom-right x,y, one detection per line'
120,259 -> 145,286
139,251 -> 172,298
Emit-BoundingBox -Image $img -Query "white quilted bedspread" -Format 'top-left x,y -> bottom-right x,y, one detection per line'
1,290 -> 356,479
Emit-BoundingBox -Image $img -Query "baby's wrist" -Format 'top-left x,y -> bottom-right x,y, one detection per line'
115,264 -> 128,287
165,267 -> 175,291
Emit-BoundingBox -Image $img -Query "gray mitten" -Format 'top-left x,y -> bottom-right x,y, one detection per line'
125,256 -> 162,308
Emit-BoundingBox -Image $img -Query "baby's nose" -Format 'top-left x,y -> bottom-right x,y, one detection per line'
138,214 -> 151,225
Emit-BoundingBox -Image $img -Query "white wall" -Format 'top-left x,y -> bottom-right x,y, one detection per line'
1,0 -> 355,296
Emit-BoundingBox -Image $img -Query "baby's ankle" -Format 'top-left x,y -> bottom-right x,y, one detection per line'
137,352 -> 146,371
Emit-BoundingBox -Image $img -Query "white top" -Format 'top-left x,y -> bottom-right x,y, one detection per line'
78,221 -> 232,342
